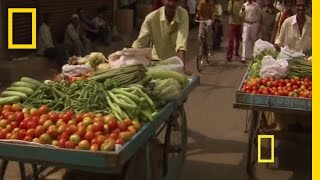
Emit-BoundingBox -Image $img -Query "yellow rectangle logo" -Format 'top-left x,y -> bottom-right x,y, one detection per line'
257,135 -> 275,163
8,8 -> 37,49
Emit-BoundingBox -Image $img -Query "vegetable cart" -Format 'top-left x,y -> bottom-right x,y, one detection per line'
0,75 -> 199,180
233,74 -> 311,177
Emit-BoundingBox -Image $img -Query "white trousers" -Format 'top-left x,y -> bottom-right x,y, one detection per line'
198,20 -> 213,46
242,22 -> 260,61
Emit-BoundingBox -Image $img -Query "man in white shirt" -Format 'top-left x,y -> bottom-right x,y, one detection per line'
37,14 -> 66,68
239,0 -> 261,63
275,0 -> 311,54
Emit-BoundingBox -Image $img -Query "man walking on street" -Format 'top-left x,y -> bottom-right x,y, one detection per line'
260,0 -> 279,42
132,0 -> 189,72
239,0 -> 261,63
226,0 -> 243,61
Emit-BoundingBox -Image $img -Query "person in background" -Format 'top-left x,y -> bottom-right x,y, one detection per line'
274,0 -> 311,53
212,0 -> 223,50
152,0 -> 164,11
77,8 -> 99,43
37,13 -> 66,68
255,0 -> 266,8
260,0 -> 279,42
64,14 -> 90,57
239,0 -> 261,63
132,0 -> 189,72
92,7 -> 112,46
271,0 -> 294,43
226,0 -> 243,61
187,0 -> 197,29
274,0 -> 285,12
196,0 -> 215,54
266,0 -> 311,132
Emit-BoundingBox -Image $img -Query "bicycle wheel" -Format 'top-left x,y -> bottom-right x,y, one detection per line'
196,42 -> 208,72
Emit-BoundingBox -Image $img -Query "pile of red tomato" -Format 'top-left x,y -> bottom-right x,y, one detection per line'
0,104 -> 141,151
241,77 -> 312,98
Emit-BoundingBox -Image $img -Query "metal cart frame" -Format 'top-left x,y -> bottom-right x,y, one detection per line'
233,75 -> 311,177
0,76 -> 200,180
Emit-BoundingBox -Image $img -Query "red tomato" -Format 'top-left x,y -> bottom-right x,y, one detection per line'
59,138 -> 67,148
65,141 -> 76,149
31,116 -> 40,124
263,89 -> 269,95
30,108 -> 40,116
66,125 -> 78,136
26,129 -> 35,138
57,124 -> 67,134
76,126 -> 86,137
3,112 -> 14,119
62,114 -> 72,123
92,122 -> 104,132
292,85 -> 299,90
123,119 -> 133,127
34,125 -> 46,138
3,105 -> 12,112
18,129 -> 27,140
96,135 -> 106,146
112,128 -> 121,134
84,131 -> 95,142
117,122 -> 127,132
90,144 -> 99,151
0,131 -> 6,139
304,77 -> 311,82
11,104 -> 22,112
38,105 -> 49,115
23,135 -> 33,142
15,112 -> 24,122
109,133 -> 118,141
108,119 -> 118,131
115,138 -> 125,145
61,132 -> 70,140
47,125 -> 59,138
10,121 -> 18,129
75,113 -> 84,123
49,112 -> 59,122
27,121 -> 37,129
272,81 -> 279,87
283,90 -> 289,96
94,131 -> 103,137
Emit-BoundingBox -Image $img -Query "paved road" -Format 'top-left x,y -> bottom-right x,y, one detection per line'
181,18 -> 311,180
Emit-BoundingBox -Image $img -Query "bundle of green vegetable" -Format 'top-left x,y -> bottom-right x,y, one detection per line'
109,85 -> 157,122
287,59 -> 312,78
146,69 -> 189,87
89,64 -> 147,87
248,50 -> 279,78
0,77 -> 43,105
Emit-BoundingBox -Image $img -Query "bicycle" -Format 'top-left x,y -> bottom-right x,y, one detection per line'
195,19 -> 212,72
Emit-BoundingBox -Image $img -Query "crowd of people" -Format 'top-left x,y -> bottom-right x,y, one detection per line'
37,0 -> 311,73
227,0 -> 311,63
37,7 -> 112,68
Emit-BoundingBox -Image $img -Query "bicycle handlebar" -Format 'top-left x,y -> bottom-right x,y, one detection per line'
194,19 -> 213,23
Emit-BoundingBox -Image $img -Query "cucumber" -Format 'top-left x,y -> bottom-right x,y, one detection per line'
1,91 -> 28,101
12,81 -> 37,89
6,87 -> 34,95
21,77 -> 43,87
0,96 -> 20,105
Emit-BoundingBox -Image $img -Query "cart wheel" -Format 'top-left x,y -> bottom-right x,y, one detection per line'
162,105 -> 187,177
246,111 -> 259,177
